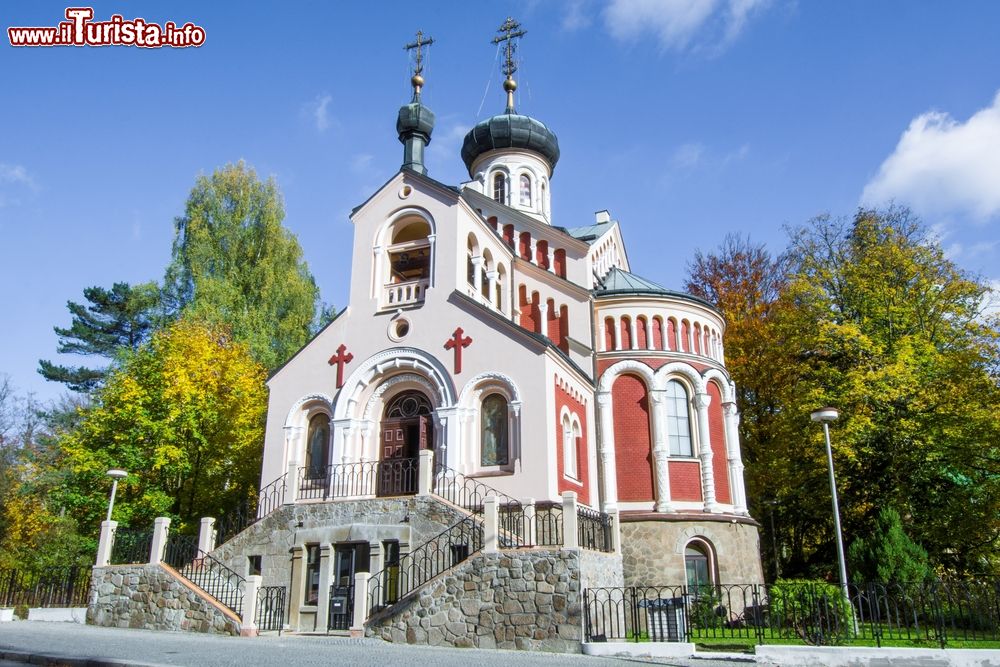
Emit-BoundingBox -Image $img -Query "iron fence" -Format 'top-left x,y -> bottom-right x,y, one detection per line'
0,566 -> 90,608
110,527 -> 153,565
215,473 -> 287,546
535,502 -> 563,547
577,505 -> 614,553
367,515 -> 483,614
256,585 -> 286,633
176,550 -> 245,615
162,532 -> 199,569
432,464 -> 520,512
583,580 -> 1000,648
298,458 -> 418,501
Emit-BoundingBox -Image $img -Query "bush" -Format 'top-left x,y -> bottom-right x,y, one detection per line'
769,579 -> 855,645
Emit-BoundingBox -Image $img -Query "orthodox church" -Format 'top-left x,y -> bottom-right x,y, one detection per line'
251,21 -> 762,637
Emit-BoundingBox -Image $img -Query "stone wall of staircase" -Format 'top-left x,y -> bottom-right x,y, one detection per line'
87,564 -> 240,635
366,549 -> 586,653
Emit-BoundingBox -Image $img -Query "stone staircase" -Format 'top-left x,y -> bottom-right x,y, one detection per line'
175,551 -> 246,617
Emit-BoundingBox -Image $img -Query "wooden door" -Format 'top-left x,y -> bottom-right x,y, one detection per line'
379,420 -> 413,496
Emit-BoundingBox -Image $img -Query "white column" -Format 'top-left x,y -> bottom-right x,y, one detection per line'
693,393 -> 720,513
241,575 -> 261,637
315,544 -> 332,629
723,401 -> 749,514
471,256 -> 484,293
427,234 -> 437,287
687,326 -> 695,353
596,392 -> 619,512
486,270 -> 499,308
546,247 -> 555,273
436,406 -> 463,471
510,401 -> 523,469
282,425 -> 304,475
561,491 -> 579,549
646,318 -> 655,350
648,390 -> 675,513
331,419 -> 352,464
96,520 -> 117,567
149,517 -> 171,565
483,496 -> 499,553
198,517 -> 216,554
529,239 -> 538,266
371,245 -> 383,299
612,316 -> 621,351
538,301 -> 549,338
285,460 -> 300,505
629,318 -> 638,350
350,571 -> 370,636
607,508 -> 621,554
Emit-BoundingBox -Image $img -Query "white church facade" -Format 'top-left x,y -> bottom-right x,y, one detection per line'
248,23 -> 763,636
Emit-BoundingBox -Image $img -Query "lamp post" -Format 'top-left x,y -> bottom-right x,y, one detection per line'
810,407 -> 850,602
764,499 -> 781,581
105,469 -> 127,522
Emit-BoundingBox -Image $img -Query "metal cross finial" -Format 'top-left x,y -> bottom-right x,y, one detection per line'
492,17 -> 526,80
404,30 -> 435,75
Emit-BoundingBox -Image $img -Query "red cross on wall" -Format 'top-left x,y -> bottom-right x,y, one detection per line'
328,344 -> 354,388
444,327 -> 472,374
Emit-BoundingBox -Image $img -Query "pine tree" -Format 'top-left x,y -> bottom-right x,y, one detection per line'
848,507 -> 932,583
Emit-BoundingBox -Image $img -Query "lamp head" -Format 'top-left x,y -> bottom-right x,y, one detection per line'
810,407 -> 840,423
106,469 -> 128,480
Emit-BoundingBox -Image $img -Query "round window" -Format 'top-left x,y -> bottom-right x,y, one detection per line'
399,185 -> 413,199
389,318 -> 410,341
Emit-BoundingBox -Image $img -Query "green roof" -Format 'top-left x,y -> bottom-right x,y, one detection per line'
564,220 -> 614,244
461,113 -> 560,174
594,267 -> 721,313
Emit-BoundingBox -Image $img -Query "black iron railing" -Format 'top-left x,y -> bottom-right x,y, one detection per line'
367,515 -> 483,614
176,550 -> 245,615
215,473 -> 287,546
298,458 -> 419,501
110,527 -> 153,565
577,505 -> 614,552
432,464 -> 520,512
535,502 -> 563,547
162,532 -> 199,569
583,580 -> 1000,648
0,566 -> 90,608
256,585 -> 286,633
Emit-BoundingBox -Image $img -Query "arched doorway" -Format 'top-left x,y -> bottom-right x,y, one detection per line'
379,391 -> 433,496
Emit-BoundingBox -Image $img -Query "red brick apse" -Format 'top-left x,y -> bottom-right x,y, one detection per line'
611,373 -> 654,502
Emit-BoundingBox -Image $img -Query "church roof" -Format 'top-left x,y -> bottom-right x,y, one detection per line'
461,113 -> 560,174
563,220 -> 615,244
594,267 -> 720,312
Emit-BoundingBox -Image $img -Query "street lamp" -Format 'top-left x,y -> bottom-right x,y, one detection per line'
810,407 -> 850,602
105,469 -> 127,522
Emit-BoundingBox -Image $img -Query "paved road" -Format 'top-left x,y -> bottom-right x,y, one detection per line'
0,623 -> 757,667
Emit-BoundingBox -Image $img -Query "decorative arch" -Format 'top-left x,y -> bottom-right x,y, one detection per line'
598,359 -> 658,394
362,372 -> 441,422
701,368 -> 735,404
458,370 -> 522,407
335,347 -> 456,420
374,206 -> 437,247
283,393 -> 335,428
653,362 -> 706,394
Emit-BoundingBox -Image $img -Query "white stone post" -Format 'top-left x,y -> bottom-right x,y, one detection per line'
561,491 -> 579,550
538,301 -> 549,338
471,256 -> 484,294
529,239 -> 538,266
486,270 -> 499,307
316,544 -> 332,628
723,401 -> 749,514
648,389 -> 675,513
198,517 -> 216,555
608,508 -> 622,554
96,520 -> 117,567
241,575 -> 261,637
418,449 -> 434,496
596,392 -> 619,512
524,498 -> 537,546
612,316 -> 621,350
629,318 -> 638,350
284,460 -> 300,505
693,393 -> 720,513
546,247 -> 555,273
149,517 -> 171,565
483,496 -> 499,554
350,571 -> 370,637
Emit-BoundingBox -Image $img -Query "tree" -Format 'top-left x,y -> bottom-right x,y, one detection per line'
848,507 -> 932,583
686,208 -> 1000,577
163,161 -> 321,370
39,282 -> 162,392
54,317 -> 267,533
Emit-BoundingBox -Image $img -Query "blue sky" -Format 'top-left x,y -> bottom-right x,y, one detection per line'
2,1 -> 999,403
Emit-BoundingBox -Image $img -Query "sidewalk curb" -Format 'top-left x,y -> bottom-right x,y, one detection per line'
0,648 -> 171,667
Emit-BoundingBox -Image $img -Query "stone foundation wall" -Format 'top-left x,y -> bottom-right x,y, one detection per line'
620,518 -> 763,586
87,565 -> 240,635
366,549 -> 583,652
579,549 -> 625,590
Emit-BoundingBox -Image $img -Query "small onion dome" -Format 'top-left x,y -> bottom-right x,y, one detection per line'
461,112 -> 560,175
397,100 -> 435,145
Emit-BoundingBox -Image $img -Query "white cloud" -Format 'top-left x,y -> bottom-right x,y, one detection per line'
982,279 -> 1000,319
304,93 -> 333,132
0,163 -> 36,190
670,141 -> 749,170
863,91 -> 1000,222
603,0 -> 771,52
350,153 -> 374,174
562,0 -> 594,31
672,142 -> 706,168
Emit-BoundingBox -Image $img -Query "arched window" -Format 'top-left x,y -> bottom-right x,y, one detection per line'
305,413 -> 330,478
562,413 -> 580,479
519,174 -> 532,206
480,393 -> 509,466
666,380 -> 693,456
493,172 -> 506,204
685,541 -> 714,593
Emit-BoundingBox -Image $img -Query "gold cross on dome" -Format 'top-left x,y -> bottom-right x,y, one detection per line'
492,17 -> 526,80
404,30 -> 435,75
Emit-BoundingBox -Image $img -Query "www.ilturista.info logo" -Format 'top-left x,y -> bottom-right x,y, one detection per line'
8,7 -> 205,48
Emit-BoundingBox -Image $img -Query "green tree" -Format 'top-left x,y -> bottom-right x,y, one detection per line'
848,507 -> 932,583
163,161 -> 321,370
39,281 -> 162,392
54,317 -> 267,533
